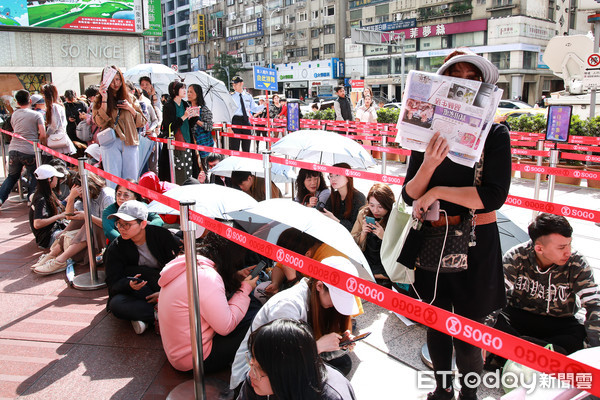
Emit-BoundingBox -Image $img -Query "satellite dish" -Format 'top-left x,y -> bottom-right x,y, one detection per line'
543,35 -> 594,94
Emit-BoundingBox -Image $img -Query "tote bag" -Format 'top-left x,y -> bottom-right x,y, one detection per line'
380,201 -> 415,284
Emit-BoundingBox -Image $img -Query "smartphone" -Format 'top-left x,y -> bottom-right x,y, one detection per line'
339,332 -> 372,347
65,212 -> 76,216
250,260 -> 268,279
365,216 -> 376,225
424,200 -> 440,221
127,276 -> 144,283
117,100 -> 127,105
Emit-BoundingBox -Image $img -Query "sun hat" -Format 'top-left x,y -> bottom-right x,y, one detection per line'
321,256 -> 360,316
108,200 -> 148,222
436,52 -> 499,85
84,143 -> 102,162
34,164 -> 65,180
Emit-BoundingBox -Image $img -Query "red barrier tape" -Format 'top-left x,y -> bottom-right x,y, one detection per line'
561,152 -> 600,163
512,162 -> 600,182
511,149 -> 551,157
506,195 -> 600,222
557,143 -> 600,153
2,129 -> 600,394
220,131 -> 280,143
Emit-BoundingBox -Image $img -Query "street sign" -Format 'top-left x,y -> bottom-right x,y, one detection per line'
253,66 -> 278,91
171,64 -> 178,72
350,79 -> 365,92
587,53 -> 600,67
584,52 -> 600,90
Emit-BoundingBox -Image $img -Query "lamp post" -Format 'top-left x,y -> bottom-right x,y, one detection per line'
254,2 -> 281,68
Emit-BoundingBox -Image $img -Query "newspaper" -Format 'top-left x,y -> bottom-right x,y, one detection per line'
101,66 -> 118,88
395,71 -> 503,167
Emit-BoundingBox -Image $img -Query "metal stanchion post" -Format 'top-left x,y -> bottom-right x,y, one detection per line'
381,135 -> 388,176
546,149 -> 559,204
215,126 -> 221,149
72,157 -> 106,290
1,131 -> 7,178
167,137 -> 177,184
168,201 -> 206,400
224,124 -> 230,154
532,139 -> 545,219
263,150 -> 272,200
33,140 -> 42,168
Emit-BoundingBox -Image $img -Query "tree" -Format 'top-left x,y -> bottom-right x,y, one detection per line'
212,54 -> 243,91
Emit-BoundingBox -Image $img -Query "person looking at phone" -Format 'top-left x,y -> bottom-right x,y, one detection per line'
401,50 -> 511,400
323,163 -> 366,231
351,183 -> 395,288
230,256 -> 361,391
294,168 -> 330,211
93,66 -> 145,187
187,84 -> 214,173
158,231 -> 260,372
33,172 -> 114,275
237,319 -> 357,400
104,200 -> 181,335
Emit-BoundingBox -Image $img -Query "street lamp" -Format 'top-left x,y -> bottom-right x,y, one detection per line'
253,2 -> 281,68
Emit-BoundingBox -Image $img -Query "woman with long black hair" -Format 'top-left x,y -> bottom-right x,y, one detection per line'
294,168 -> 330,210
238,319 -> 356,400
187,84 -> 214,171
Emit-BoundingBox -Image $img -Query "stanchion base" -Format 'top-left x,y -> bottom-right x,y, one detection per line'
167,378 -> 233,400
72,271 -> 107,291
421,344 -> 457,371
8,194 -> 28,203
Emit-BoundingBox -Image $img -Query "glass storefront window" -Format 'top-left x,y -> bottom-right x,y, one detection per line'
523,51 -> 537,70
491,52 -> 510,69
368,58 -> 390,75
418,56 -> 446,73
392,56 -> 417,73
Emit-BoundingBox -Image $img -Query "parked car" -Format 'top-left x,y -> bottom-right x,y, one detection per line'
383,102 -> 403,109
497,100 -> 533,113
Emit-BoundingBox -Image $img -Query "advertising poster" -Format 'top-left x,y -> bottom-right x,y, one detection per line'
0,0 -> 162,34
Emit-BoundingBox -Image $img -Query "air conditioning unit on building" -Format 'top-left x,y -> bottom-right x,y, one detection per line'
263,43 -> 269,47
257,12 -> 263,17
440,4 -> 448,9
290,40 -> 295,45
284,41 -> 289,45
297,2 -> 305,8
274,24 -> 282,30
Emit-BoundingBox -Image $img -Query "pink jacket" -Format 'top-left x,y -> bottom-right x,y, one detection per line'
157,255 -> 252,371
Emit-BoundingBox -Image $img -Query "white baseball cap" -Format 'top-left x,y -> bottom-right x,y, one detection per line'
108,200 -> 148,222
321,256 -> 360,316
437,52 -> 499,85
34,165 -> 65,180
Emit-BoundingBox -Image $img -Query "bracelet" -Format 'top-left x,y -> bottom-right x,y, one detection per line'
102,101 -> 107,103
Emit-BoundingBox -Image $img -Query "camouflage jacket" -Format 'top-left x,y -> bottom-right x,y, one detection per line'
503,241 -> 600,346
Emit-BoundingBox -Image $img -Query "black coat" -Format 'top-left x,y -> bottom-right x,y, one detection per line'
104,224 -> 182,298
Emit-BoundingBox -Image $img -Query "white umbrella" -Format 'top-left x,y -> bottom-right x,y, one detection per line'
227,199 -> 375,281
180,71 -> 237,124
271,129 -> 376,169
209,156 -> 296,183
123,63 -> 181,96
147,183 -> 257,216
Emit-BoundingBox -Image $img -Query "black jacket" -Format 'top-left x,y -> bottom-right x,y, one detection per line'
104,224 -> 182,298
160,99 -> 189,138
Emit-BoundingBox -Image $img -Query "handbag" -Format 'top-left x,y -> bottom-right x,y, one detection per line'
380,201 -> 416,284
47,132 -> 70,149
76,120 -> 96,142
98,110 -> 120,147
414,150 -> 485,273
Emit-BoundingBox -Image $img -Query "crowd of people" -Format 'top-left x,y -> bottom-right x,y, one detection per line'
0,51 -> 598,400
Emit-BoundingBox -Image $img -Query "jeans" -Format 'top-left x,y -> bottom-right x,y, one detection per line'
0,151 -> 37,203
100,138 -> 139,188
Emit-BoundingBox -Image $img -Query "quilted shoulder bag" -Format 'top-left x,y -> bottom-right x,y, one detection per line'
97,110 -> 120,147
47,132 -> 70,149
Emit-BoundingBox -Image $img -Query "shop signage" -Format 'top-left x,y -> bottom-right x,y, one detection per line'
390,19 -> 487,40
362,19 -> 416,32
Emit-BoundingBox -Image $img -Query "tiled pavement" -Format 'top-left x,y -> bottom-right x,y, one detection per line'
1,156 -> 599,400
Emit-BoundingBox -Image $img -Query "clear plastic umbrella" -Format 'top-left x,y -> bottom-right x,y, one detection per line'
227,198 -> 375,281
270,129 -> 376,169
146,183 -> 257,216
123,63 -> 181,96
209,156 -> 296,183
180,71 -> 237,124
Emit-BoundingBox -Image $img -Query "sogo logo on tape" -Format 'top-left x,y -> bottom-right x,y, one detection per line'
513,345 -> 561,372
445,316 -> 503,350
344,276 -> 384,302
275,249 -> 304,269
391,296 -> 427,318
225,227 -> 247,244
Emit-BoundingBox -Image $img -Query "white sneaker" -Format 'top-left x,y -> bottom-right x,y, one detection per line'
34,258 -> 67,275
131,320 -> 147,335
31,253 -> 55,270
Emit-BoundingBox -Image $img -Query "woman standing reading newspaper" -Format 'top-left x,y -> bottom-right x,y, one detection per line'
401,51 -> 511,400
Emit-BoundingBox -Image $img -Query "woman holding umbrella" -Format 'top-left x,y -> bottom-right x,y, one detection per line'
187,84 -> 214,172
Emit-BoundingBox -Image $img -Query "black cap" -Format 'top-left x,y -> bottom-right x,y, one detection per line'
231,76 -> 244,84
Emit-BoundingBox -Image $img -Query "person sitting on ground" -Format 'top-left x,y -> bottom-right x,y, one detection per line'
102,180 -> 163,244
486,213 -> 600,369
231,171 -> 282,202
238,318 -> 357,400
158,232 -> 260,372
47,158 -> 73,202
323,163 -> 367,231
0,90 -> 46,208
104,200 -> 182,334
294,168 -> 330,210
29,165 -> 68,251
230,256 -> 361,391
32,172 -> 115,275
351,183 -> 395,288
198,153 -> 231,186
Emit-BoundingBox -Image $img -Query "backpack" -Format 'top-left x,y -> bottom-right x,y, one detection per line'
76,120 -> 94,142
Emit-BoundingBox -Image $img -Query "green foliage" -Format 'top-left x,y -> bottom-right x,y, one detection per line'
304,108 -> 335,120
584,116 -> 600,137
506,114 -> 547,133
212,54 -> 242,89
376,107 -> 400,124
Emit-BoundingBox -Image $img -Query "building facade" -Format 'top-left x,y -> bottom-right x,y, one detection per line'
161,0 -> 191,72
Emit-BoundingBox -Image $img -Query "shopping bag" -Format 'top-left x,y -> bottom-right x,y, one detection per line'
380,201 -> 415,284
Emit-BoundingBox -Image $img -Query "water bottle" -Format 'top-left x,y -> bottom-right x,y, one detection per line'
66,258 -> 75,285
